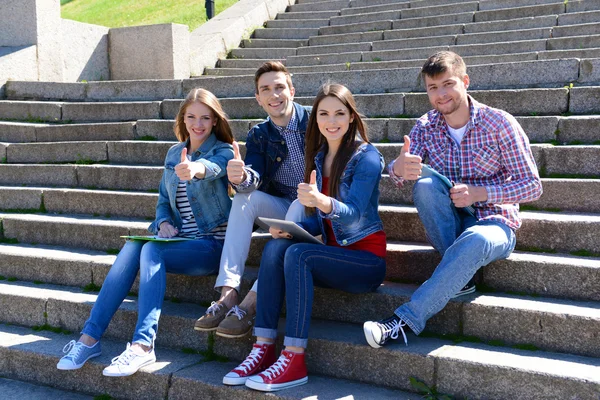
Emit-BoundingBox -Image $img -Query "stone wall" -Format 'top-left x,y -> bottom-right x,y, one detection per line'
62,20 -> 110,82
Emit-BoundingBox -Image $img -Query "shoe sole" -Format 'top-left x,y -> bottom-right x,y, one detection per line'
223,375 -> 250,385
102,357 -> 156,377
56,351 -> 102,370
453,286 -> 476,298
245,376 -> 308,392
215,328 -> 253,339
193,326 -> 219,332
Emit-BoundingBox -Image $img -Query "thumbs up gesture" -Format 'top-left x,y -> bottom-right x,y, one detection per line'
175,147 -> 195,181
297,170 -> 320,207
393,135 -> 422,180
227,141 -> 247,185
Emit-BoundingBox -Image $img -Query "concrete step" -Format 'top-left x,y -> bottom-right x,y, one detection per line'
0,279 -> 600,374
341,1 -> 410,16
1,232 -> 599,302
240,38 -> 308,49
1,197 -> 599,253
218,57 -> 286,68
1,87 -> 597,121
379,204 -> 600,253
288,0 -> 348,13
186,58 -> 592,97
266,18 -> 330,29
276,10 -> 340,20
0,164 -> 162,191
229,47 -> 298,59
0,377 -> 93,400
253,27 -> 318,40
0,324 -> 434,400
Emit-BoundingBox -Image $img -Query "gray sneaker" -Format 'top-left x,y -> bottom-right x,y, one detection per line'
56,340 -> 102,370
194,301 -> 230,331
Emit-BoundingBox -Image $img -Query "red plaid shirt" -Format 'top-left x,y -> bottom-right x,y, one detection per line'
389,96 -> 542,230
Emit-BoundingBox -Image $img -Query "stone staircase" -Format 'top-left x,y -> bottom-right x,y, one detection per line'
0,0 -> 599,398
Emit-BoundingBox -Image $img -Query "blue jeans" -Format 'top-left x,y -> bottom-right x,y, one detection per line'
254,239 -> 386,348
394,176 -> 516,335
82,238 -> 223,346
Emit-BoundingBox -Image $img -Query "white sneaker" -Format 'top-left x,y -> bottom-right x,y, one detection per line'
102,343 -> 156,377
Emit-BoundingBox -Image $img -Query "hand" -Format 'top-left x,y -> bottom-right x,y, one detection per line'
227,141 -> 246,185
269,226 -> 292,239
450,184 -> 487,208
297,170 -> 321,207
158,221 -> 178,238
393,135 -> 422,180
175,148 -> 196,181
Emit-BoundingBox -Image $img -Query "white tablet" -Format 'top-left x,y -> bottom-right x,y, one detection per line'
257,218 -> 324,245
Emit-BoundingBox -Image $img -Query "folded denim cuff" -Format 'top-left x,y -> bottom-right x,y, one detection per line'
283,336 -> 308,349
254,327 -> 278,340
394,309 -> 422,336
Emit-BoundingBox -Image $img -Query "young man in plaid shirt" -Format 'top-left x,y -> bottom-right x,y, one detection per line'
364,51 -> 543,348
194,61 -> 310,338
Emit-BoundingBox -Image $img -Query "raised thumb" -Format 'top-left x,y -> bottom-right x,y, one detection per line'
181,147 -> 188,163
309,170 -> 317,185
232,141 -> 241,160
402,135 -> 411,154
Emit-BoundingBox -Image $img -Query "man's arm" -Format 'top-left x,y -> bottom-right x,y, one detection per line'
479,115 -> 542,205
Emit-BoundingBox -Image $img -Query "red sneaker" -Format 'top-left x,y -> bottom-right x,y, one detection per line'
222,343 -> 276,385
245,350 -> 308,392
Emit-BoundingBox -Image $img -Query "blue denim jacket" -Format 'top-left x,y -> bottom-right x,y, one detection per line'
148,134 -> 234,235
300,143 -> 385,246
236,102 -> 311,197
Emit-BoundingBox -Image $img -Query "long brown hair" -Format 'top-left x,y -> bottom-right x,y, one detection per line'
174,88 -> 234,144
304,83 -> 369,211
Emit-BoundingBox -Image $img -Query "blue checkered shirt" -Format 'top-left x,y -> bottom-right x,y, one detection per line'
271,108 -> 306,201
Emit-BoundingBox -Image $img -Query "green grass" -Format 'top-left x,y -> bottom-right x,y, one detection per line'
570,249 -> 600,258
83,283 -> 101,292
61,0 -> 239,31
32,324 -> 72,335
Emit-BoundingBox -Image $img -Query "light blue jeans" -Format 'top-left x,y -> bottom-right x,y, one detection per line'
394,176 -> 516,335
82,238 -> 223,347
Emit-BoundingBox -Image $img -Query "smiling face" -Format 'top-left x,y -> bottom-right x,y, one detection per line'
255,71 -> 295,126
424,69 -> 470,126
184,101 -> 216,151
316,95 -> 354,147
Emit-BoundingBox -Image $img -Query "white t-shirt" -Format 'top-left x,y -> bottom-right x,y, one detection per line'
447,123 -> 468,145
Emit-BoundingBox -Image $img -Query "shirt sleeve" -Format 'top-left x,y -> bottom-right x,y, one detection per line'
483,115 -> 543,204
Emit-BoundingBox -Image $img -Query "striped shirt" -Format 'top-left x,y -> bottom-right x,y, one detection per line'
176,181 -> 227,239
389,96 -> 542,231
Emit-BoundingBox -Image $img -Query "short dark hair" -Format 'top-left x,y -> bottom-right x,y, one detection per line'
421,51 -> 467,81
254,61 -> 293,94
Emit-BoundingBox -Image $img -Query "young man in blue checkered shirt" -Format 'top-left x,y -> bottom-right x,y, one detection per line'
194,61 -> 311,338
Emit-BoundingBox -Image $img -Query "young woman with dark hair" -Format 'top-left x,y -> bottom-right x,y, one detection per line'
223,83 -> 387,391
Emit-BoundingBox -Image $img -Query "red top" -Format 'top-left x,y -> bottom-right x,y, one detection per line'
321,177 -> 386,258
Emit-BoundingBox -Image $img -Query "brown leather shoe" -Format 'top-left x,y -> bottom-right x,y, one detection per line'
194,301 -> 230,331
215,305 -> 256,338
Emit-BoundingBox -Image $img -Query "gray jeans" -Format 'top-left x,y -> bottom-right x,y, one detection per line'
214,191 -> 305,293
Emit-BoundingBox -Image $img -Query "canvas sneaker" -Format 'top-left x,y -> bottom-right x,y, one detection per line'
56,340 -> 102,370
223,342 -> 276,385
102,343 -> 156,377
453,279 -> 476,298
245,350 -> 308,392
363,315 -> 408,348
216,305 -> 256,338
194,301 -> 230,331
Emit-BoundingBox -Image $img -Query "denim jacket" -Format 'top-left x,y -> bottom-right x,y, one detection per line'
300,142 -> 385,246
236,102 -> 311,197
148,134 -> 234,235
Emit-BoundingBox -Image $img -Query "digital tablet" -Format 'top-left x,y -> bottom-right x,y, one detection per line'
256,218 -> 324,245
420,164 -> 475,216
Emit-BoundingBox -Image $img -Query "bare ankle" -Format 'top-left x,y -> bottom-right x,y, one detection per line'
79,334 -> 97,347
219,286 -> 239,309
239,291 -> 257,313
